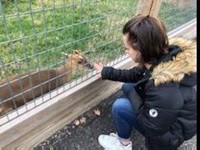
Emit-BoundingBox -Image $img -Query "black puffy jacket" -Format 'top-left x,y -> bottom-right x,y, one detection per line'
101,38 -> 196,150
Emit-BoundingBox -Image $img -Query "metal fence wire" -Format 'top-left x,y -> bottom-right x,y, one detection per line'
0,0 -> 196,126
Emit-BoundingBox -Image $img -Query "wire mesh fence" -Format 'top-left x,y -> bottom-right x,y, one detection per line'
0,0 -> 197,128
0,0 -> 138,126
159,0 -> 196,31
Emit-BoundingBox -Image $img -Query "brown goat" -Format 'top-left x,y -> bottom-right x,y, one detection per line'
0,50 -> 93,116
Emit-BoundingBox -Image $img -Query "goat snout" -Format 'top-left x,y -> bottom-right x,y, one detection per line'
85,63 -> 94,69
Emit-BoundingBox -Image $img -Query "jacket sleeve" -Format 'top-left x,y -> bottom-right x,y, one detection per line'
101,66 -> 145,83
137,82 -> 184,137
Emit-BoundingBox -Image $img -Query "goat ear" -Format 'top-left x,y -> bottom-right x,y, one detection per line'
74,50 -> 80,54
62,52 -> 69,58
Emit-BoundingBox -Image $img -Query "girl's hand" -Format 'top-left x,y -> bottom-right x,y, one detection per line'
93,62 -> 104,77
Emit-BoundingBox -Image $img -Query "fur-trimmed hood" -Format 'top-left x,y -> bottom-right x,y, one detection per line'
151,37 -> 196,86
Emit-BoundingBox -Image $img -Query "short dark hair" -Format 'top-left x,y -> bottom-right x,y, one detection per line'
123,15 -> 169,64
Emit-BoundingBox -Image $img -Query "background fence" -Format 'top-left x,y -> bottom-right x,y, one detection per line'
0,0 -> 197,149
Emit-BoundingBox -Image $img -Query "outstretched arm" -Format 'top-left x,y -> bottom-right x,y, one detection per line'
93,62 -> 145,83
93,62 -> 104,78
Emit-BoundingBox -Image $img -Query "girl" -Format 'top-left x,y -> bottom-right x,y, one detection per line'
94,15 -> 196,150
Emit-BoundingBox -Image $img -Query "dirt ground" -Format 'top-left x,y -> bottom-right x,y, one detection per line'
34,90 -> 196,150
34,90 -> 146,150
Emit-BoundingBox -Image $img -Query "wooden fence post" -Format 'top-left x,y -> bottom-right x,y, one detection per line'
136,0 -> 162,17
149,0 -> 162,17
136,0 -> 154,16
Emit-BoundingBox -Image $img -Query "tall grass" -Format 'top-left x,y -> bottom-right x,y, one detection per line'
159,1 -> 196,31
0,0 -> 136,80
0,0 -> 196,81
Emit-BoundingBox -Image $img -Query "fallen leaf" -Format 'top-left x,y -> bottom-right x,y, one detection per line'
94,109 -> 101,116
74,119 -> 80,126
79,117 -> 86,124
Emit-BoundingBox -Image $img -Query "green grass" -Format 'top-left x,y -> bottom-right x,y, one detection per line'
159,2 -> 196,31
0,0 -> 136,80
0,0 -> 196,81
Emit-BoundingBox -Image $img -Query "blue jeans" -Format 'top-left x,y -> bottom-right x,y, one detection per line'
112,83 -> 145,139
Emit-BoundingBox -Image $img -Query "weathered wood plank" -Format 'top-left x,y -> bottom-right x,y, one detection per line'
6,80 -> 122,149
136,0 -> 161,17
136,0 -> 154,16
149,0 -> 162,17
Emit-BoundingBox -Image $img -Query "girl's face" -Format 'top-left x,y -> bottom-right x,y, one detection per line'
122,34 -> 141,62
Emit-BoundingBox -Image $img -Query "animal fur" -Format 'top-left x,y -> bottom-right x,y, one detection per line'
0,50 -> 93,115
151,37 -> 196,86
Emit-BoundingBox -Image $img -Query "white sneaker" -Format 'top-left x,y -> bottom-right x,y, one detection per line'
98,133 -> 132,150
